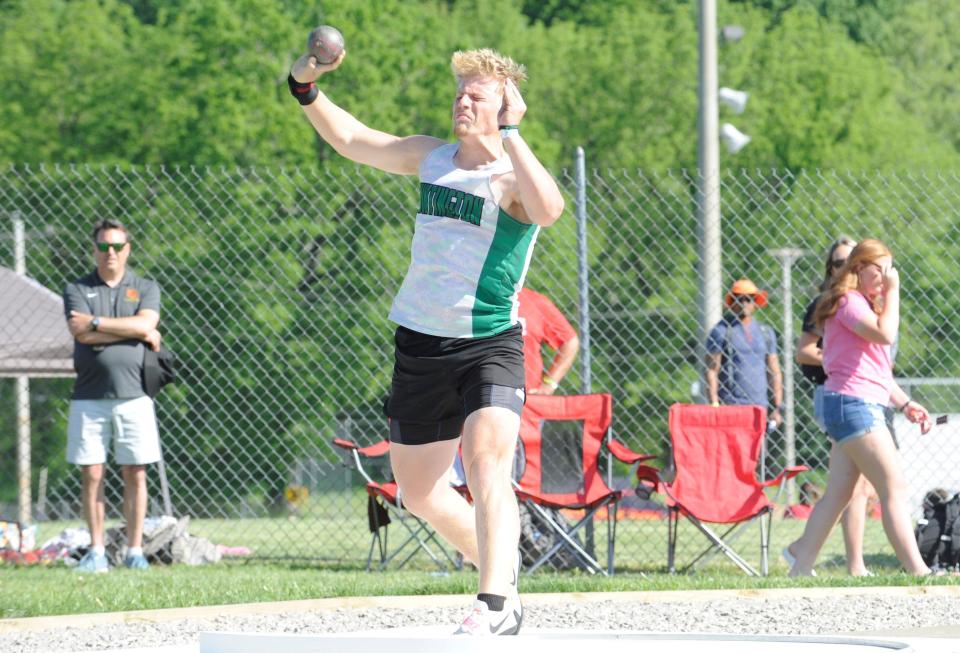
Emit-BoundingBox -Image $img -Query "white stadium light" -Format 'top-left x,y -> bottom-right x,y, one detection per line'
719,87 -> 749,114
720,123 -> 751,154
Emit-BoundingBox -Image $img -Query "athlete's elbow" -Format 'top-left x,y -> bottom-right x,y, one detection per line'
535,197 -> 565,226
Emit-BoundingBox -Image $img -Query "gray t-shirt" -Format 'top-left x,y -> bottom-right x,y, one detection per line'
63,269 -> 161,400
706,315 -> 778,407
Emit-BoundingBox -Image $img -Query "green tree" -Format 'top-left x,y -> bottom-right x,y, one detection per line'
717,5 -> 956,170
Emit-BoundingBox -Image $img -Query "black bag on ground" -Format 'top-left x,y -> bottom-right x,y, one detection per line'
518,501 -> 582,570
915,488 -> 960,570
143,345 -> 176,398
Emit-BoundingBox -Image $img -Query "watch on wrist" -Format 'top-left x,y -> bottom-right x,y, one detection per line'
91,317 -> 100,332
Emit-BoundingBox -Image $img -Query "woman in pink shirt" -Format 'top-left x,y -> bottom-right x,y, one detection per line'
784,239 -> 933,576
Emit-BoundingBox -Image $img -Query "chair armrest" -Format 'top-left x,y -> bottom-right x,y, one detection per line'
634,463 -> 663,499
606,438 -> 658,465
332,437 -> 390,459
635,463 -> 660,486
332,437 -> 358,451
331,436 -> 391,486
760,465 -> 809,488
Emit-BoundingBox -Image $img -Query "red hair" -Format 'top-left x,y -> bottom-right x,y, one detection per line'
813,238 -> 892,329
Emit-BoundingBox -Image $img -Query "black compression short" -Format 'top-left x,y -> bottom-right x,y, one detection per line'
386,324 -> 525,445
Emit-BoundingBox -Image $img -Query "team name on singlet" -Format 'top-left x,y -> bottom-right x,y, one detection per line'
419,182 -> 484,226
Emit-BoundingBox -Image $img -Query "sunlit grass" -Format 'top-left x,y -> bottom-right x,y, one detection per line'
2,514 -> 955,619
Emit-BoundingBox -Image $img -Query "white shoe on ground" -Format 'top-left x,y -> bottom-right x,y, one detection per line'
453,597 -> 523,636
509,549 -> 524,630
782,546 -> 816,577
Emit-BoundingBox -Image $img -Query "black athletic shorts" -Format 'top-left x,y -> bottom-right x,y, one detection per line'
386,324 -> 526,445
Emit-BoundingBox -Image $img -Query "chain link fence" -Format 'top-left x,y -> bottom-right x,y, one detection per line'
2,162 -> 959,572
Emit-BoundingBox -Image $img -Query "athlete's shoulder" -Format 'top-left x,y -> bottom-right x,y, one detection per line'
423,140 -> 456,159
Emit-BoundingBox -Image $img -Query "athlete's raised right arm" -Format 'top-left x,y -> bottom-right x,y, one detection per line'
290,54 -> 443,175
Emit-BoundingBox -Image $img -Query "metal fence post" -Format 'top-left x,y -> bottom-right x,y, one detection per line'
13,214 -> 32,527
575,146 -> 591,395
770,247 -> 806,505
574,146 -> 597,558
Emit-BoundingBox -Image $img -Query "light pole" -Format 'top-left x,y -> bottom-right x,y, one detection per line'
769,247 -> 807,505
696,0 -> 722,383
697,2 -> 750,395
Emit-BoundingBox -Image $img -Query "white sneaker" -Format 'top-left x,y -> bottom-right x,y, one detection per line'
510,549 -> 522,592
453,598 -> 523,636
782,546 -> 816,577
509,550 -> 524,632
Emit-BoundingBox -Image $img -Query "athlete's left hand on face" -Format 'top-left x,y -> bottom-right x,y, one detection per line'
499,79 -> 527,127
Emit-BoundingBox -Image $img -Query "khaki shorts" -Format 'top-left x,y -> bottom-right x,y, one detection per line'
67,396 -> 161,466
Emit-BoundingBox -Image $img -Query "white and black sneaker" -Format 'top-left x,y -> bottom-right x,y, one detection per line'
453,598 -> 523,636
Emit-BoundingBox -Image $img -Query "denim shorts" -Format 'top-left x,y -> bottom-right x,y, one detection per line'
812,384 -> 826,432
821,390 -> 888,443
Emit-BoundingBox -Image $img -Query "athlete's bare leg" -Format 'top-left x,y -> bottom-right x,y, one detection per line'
391,438 -> 480,565
460,406 -> 521,595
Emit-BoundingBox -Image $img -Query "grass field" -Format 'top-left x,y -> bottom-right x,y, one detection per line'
17,511 -> 898,572
1,558 -> 954,620
1,515 -> 955,619
172,511 -> 910,573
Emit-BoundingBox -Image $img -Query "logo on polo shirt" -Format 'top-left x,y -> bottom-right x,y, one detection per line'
124,288 -> 140,302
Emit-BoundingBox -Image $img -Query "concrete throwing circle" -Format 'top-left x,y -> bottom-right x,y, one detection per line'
198,627 -> 915,653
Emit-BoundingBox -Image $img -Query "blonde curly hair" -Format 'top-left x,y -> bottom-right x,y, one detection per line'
451,48 -> 527,85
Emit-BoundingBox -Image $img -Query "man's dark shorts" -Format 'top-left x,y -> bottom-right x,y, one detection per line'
386,324 -> 525,445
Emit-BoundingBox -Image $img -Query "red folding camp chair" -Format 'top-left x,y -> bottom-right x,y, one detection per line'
514,393 -> 656,575
331,437 -> 466,572
659,403 -> 807,576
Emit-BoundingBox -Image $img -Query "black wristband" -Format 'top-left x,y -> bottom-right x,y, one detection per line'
287,73 -> 319,106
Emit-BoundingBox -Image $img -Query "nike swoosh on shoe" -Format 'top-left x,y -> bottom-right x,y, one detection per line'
488,610 -> 521,635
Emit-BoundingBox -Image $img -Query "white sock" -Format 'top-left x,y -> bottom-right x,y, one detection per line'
127,547 -> 143,557
92,545 -> 106,556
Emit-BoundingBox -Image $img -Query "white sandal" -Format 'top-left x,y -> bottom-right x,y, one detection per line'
782,547 -> 817,576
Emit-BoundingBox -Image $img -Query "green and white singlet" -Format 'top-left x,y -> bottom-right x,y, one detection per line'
389,143 -> 540,338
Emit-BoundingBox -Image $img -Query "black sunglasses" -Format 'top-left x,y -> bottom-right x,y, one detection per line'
96,241 -> 127,253
830,258 -> 847,269
732,294 -> 755,303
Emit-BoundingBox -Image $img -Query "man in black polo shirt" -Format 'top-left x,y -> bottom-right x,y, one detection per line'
63,219 -> 162,573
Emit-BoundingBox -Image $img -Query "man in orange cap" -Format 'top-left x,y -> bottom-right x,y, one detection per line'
705,278 -> 784,427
